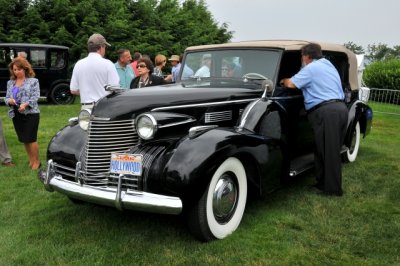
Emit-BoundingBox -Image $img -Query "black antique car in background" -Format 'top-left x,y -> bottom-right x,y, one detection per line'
0,43 -> 75,104
39,40 -> 373,241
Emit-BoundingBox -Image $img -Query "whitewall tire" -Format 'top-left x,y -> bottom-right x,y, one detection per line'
187,157 -> 247,241
343,121 -> 360,163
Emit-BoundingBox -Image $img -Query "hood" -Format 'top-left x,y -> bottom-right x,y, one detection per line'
93,82 -> 262,120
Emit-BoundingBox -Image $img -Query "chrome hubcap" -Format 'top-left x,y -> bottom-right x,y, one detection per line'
213,173 -> 238,223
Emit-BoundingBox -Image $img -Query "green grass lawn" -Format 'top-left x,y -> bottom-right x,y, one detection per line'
0,102 -> 399,265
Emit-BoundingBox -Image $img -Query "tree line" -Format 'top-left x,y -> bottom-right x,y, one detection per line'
0,0 -> 232,66
1,0 -> 398,90
344,42 -> 400,90
344,41 -> 400,62
2,0 -> 399,64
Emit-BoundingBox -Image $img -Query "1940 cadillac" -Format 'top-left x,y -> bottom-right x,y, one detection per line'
39,40 -> 373,241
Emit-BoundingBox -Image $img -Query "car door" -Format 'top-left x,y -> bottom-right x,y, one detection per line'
276,51 -> 314,159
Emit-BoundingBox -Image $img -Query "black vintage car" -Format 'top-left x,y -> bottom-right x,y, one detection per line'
39,40 -> 373,241
0,43 -> 75,104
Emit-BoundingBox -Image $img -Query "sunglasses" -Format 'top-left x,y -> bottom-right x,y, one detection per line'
137,64 -> 147,69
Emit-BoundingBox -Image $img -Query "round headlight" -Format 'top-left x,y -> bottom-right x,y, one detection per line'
78,109 -> 91,131
136,114 -> 157,140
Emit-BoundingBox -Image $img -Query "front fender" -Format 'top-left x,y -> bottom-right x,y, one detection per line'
238,98 -> 282,132
163,127 -> 281,204
47,123 -> 87,168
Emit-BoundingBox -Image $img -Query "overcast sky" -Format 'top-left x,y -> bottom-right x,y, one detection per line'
204,0 -> 399,49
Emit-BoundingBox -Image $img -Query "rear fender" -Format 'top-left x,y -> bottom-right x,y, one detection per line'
345,100 -> 373,145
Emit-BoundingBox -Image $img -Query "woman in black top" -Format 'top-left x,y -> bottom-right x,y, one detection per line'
130,58 -> 167,88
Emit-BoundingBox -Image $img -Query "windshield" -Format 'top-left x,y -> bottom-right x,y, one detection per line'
180,49 -> 281,88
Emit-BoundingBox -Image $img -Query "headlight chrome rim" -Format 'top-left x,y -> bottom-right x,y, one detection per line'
78,109 -> 92,131
136,114 -> 157,140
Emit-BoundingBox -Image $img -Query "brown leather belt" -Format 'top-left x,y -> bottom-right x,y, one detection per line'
307,99 -> 344,114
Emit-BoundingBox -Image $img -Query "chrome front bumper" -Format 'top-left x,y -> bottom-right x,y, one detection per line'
39,160 -> 182,215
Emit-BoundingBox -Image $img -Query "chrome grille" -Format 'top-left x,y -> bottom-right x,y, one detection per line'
54,163 -> 76,181
81,119 -> 139,186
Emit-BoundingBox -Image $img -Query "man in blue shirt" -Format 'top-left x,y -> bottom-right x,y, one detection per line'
168,55 -> 181,82
280,43 -> 348,196
115,49 -> 135,89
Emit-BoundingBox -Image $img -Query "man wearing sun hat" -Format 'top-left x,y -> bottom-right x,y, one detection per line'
168,54 -> 181,82
70,33 -> 119,109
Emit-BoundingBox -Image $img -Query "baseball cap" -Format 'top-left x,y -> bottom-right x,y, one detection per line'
87,33 -> 111,47
168,55 -> 180,62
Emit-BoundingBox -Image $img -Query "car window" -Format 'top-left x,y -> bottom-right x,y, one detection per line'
182,49 -> 280,85
50,50 -> 66,69
0,48 -> 31,68
324,52 -> 350,88
219,56 -> 241,78
30,49 -> 46,67
0,48 -> 12,68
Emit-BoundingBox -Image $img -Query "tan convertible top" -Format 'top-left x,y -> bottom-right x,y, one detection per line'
186,40 -> 359,90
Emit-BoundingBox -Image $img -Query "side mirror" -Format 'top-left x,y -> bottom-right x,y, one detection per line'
261,79 -> 275,98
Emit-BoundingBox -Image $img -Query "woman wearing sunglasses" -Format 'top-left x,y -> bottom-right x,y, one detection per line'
130,58 -> 167,88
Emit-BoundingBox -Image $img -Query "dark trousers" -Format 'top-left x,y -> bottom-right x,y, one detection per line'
308,102 -> 348,195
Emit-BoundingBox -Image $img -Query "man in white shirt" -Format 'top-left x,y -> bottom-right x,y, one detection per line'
70,33 -> 119,109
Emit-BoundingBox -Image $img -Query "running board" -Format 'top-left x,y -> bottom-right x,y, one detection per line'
289,146 -> 349,177
289,153 -> 314,177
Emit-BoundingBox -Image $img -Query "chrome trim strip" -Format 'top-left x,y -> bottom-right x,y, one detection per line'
272,95 -> 303,100
189,125 -> 218,137
151,98 -> 258,111
158,118 -> 196,128
92,117 -> 112,121
237,99 -> 261,129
